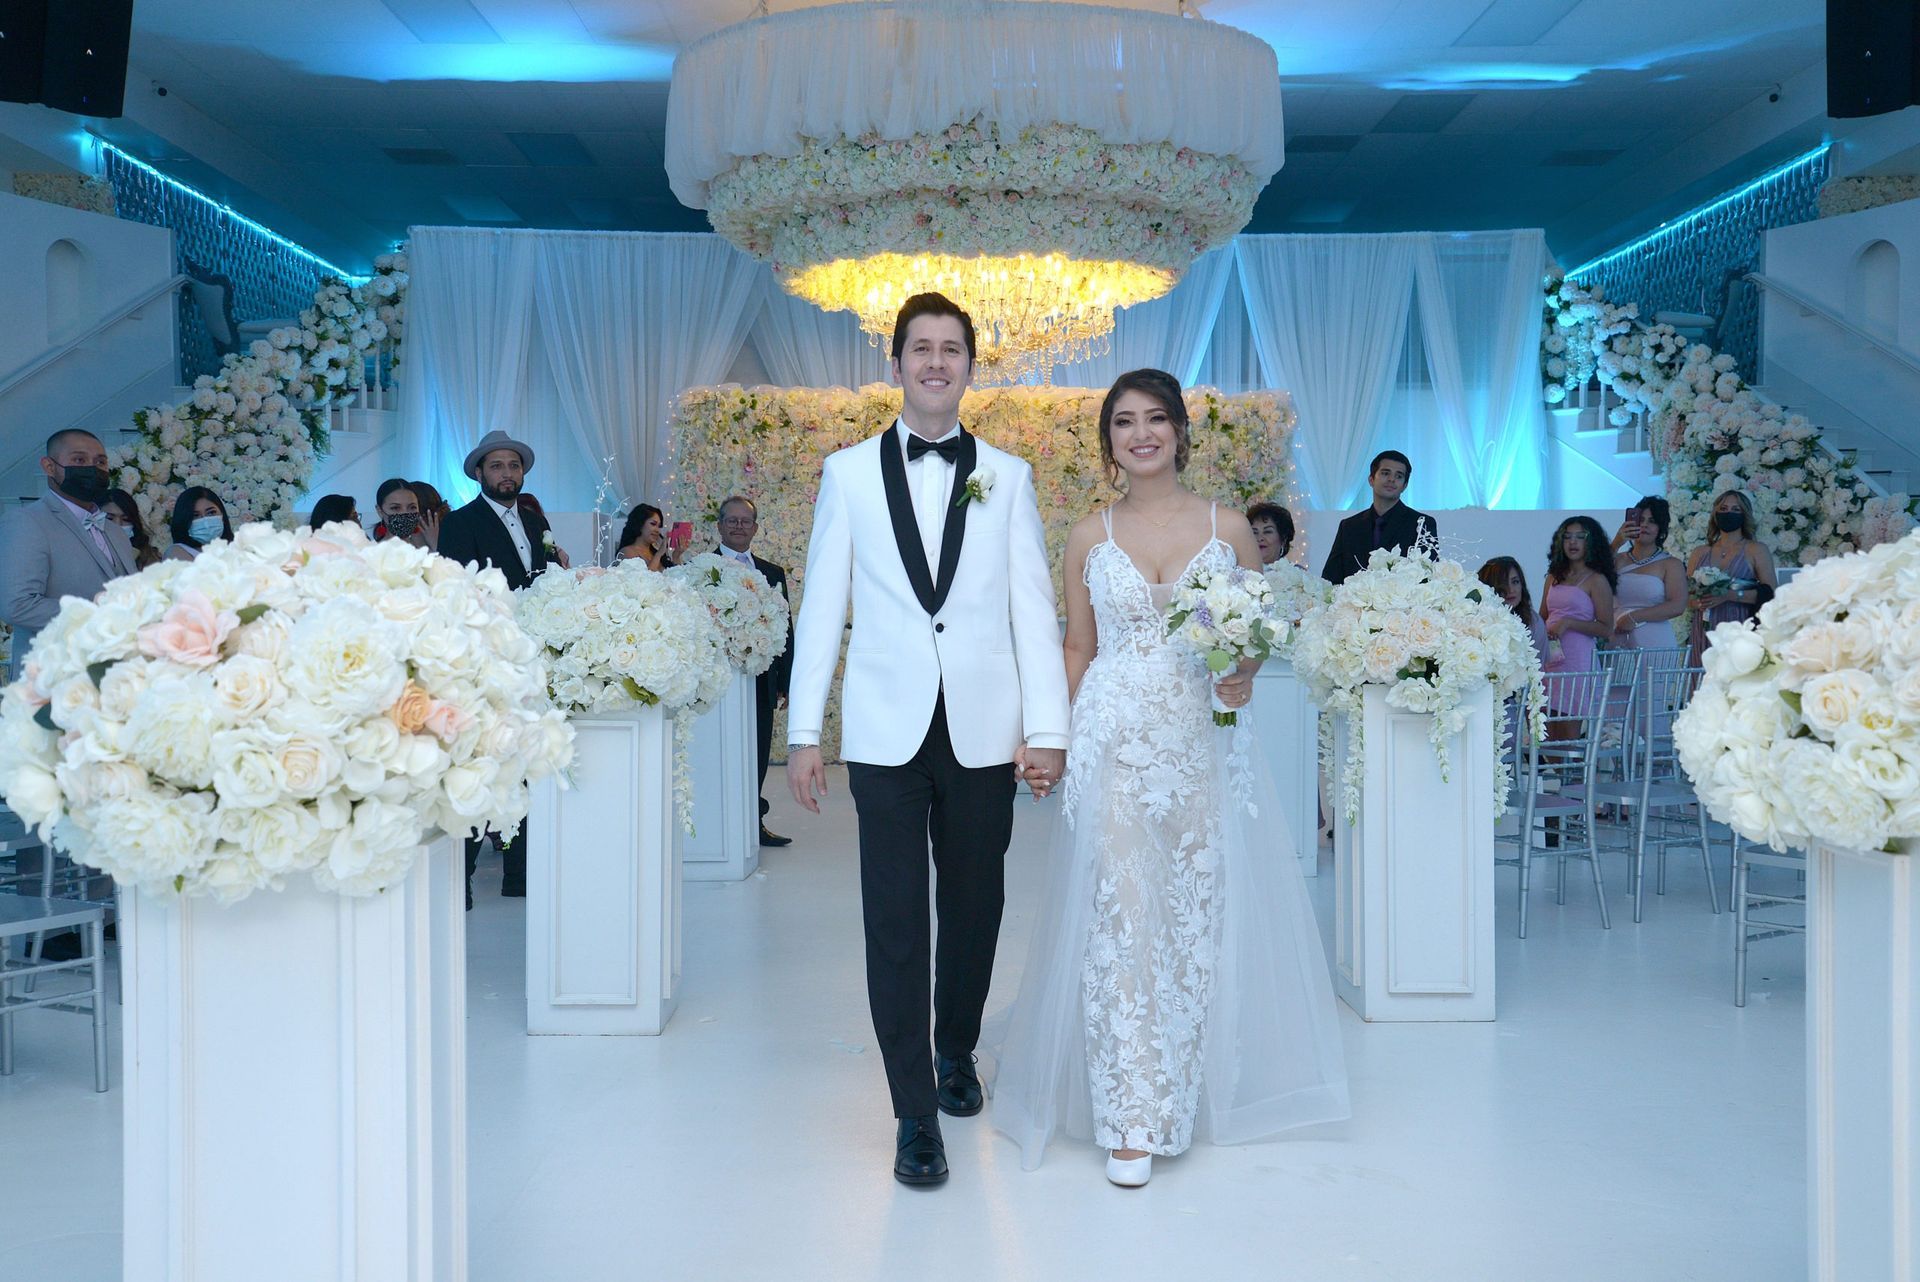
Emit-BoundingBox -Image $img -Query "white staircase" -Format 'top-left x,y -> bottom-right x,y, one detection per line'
1545,383 -> 1661,510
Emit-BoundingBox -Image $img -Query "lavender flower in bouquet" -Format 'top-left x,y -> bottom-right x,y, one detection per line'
1166,564 -> 1286,726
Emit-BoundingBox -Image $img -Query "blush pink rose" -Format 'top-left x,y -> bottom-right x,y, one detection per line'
422,701 -> 472,744
136,590 -> 239,668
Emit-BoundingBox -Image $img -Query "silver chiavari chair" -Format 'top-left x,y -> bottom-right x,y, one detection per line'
1627,664 -> 1720,920
1732,832 -> 1807,1007
1502,669 -> 1615,935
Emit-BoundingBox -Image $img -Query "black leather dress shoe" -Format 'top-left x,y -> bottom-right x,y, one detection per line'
759,824 -> 792,848
894,1115 -> 948,1186
936,1054 -> 983,1117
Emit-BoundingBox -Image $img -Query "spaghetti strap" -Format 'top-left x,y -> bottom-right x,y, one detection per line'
1101,506 -> 1114,541
1209,502 -> 1218,538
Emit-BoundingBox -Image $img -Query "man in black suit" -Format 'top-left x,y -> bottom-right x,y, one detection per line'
1320,449 -> 1440,586
435,430 -> 551,904
714,495 -> 794,847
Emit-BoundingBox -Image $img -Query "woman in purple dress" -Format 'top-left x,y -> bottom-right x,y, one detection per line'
1541,517 -> 1617,731
1687,490 -> 1776,665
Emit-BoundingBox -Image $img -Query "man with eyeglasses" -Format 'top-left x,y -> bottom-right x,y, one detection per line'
716,495 -> 794,847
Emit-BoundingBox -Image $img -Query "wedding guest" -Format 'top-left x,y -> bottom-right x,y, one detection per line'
308,493 -> 359,532
0,429 -> 138,682
617,504 -> 674,570
1478,555 -> 1547,668
715,495 -> 794,848
1542,517 -> 1617,733
516,492 -> 570,569
1320,450 -> 1439,585
166,487 -> 232,561
411,479 -> 447,550
436,430 -> 554,906
1246,500 -> 1295,566
1611,496 -> 1686,651
374,478 -> 426,546
1687,489 -> 1776,664
103,487 -> 162,570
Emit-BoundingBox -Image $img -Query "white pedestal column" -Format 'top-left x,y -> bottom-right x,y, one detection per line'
1808,842 -> 1920,1282
526,707 -> 682,1036
1251,660 -> 1321,877
1331,684 -> 1495,1022
685,671 -> 761,882
122,835 -> 466,1282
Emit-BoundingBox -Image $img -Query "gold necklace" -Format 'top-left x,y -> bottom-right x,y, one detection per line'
1122,496 -> 1182,529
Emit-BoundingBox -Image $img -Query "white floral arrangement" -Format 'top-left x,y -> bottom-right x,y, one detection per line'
515,563 -> 733,829
1539,272 -> 1918,566
708,121 -> 1261,278
1690,564 -> 1736,600
111,249 -> 410,532
1166,564 -> 1285,726
1675,529 -> 1920,854
665,554 -> 790,679
1818,174 -> 1920,219
1291,547 -> 1545,820
1262,558 -> 1332,648
0,522 -> 575,902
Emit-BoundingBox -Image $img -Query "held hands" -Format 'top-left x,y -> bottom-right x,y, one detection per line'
1016,745 -> 1066,800
786,746 -> 828,813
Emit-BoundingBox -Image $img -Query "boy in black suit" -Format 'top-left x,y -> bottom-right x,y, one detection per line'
1320,450 -> 1439,586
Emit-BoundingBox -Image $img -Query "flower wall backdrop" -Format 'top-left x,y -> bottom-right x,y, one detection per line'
668,383 -> 1301,756
1541,272 -> 1917,572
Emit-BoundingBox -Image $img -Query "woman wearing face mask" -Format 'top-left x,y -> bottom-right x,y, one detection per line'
1687,489 -> 1775,664
167,487 -> 232,561
104,487 -> 162,569
374,477 -> 428,547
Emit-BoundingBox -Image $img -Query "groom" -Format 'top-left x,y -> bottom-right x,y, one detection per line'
786,293 -> 1070,1187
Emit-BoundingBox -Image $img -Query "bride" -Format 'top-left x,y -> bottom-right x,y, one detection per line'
989,368 -> 1350,1186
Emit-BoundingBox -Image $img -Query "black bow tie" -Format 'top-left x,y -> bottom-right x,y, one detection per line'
906,435 -> 959,464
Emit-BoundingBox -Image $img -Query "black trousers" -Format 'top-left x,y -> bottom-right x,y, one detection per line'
846,697 -> 1015,1119
755,672 -> 775,819
465,821 -> 526,901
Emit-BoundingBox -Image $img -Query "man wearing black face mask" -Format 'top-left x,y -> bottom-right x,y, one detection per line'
1,429 -> 139,682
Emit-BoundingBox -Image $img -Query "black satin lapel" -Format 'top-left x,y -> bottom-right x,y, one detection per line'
929,431 -> 976,614
879,432 -> 937,613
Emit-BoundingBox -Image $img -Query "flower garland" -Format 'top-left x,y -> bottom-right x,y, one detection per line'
668,383 -> 1302,757
1675,528 -> 1920,854
1290,546 -> 1545,821
0,522 -> 575,902
514,563 -> 734,829
1540,273 -> 1917,567
1817,174 -> 1920,220
111,249 -> 410,533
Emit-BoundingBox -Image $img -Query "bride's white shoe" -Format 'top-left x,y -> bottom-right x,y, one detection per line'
1105,1152 -> 1152,1187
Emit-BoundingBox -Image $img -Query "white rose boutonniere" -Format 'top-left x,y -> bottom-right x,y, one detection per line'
541,530 -> 557,555
957,467 -> 996,509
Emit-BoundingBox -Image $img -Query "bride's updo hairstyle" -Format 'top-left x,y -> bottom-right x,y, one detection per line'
1098,368 -> 1191,488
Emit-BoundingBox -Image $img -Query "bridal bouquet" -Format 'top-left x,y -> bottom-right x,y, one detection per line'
1166,565 -> 1286,726
1263,558 -> 1333,649
1291,547 -> 1545,820
0,522 -> 575,902
1690,564 -> 1736,602
666,553 -> 791,678
1675,529 -> 1920,854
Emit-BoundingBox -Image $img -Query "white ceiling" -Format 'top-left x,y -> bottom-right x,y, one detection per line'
84,0 -> 1829,272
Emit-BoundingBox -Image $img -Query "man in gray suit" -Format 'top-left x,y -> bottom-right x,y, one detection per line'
1,429 -> 139,682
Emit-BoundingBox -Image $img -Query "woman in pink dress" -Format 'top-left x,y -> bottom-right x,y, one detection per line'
1541,517 -> 1617,731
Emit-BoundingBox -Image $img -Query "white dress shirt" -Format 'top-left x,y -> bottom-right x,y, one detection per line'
897,419 -> 960,569
55,493 -> 114,563
485,494 -> 534,574
722,545 -> 755,569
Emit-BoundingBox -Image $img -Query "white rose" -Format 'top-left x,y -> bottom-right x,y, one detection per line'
1800,670 -> 1879,738
212,655 -> 286,722
278,734 -> 345,799
123,673 -> 221,788
440,759 -> 502,817
316,798 -> 424,895
284,598 -> 408,718
210,728 -> 291,808
1701,624 -> 1765,679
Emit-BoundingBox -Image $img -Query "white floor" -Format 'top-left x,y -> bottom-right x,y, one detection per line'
1,769 -> 1806,1281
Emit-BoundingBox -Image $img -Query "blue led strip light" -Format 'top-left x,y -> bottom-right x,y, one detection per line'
1566,144 -> 1831,281
95,138 -> 367,283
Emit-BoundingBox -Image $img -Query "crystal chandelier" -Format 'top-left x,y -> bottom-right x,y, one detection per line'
666,0 -> 1285,383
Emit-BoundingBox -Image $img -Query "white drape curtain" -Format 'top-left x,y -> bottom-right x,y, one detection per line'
1235,235 -> 1417,510
1410,231 -> 1548,509
1048,247 -> 1235,389
750,269 -> 892,388
404,228 -> 764,510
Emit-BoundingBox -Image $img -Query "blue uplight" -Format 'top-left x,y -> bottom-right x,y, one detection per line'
1566,143 -> 1831,281
95,138 -> 368,283
305,43 -> 675,84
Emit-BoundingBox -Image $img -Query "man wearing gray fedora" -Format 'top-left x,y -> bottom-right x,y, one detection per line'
436,430 -> 553,903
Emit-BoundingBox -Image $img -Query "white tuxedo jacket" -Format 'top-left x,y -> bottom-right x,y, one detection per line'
787,427 -> 1070,768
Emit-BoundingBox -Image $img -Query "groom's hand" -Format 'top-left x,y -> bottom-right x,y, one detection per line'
787,746 -> 828,813
1016,746 -> 1066,800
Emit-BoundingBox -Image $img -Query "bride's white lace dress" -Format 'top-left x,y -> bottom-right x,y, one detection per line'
988,508 -> 1350,1166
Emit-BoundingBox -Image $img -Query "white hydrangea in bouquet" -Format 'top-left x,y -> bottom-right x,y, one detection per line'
666,553 -> 791,678
1674,529 -> 1920,855
515,563 -> 732,829
1165,564 -> 1285,726
1262,557 -> 1332,644
0,522 -> 575,903
1291,546 -> 1545,820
